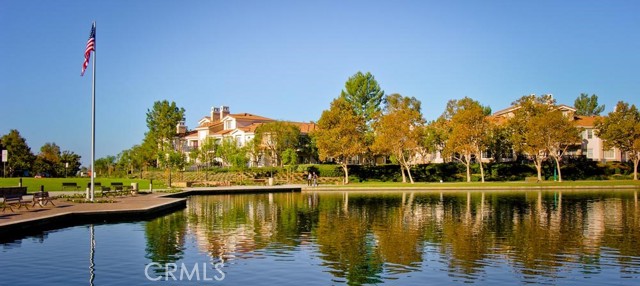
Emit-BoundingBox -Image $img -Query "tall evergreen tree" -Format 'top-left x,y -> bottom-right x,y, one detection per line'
145,100 -> 186,166
574,93 -> 605,116
340,71 -> 384,164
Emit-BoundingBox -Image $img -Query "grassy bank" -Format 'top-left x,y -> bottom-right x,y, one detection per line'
322,180 -> 640,188
0,177 -> 167,193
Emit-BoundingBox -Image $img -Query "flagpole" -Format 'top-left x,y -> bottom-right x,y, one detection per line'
90,21 -> 96,201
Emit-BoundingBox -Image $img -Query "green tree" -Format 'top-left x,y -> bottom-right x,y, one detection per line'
33,142 -> 61,177
340,71 -> 384,164
508,94 -> 571,181
128,144 -> 152,178
216,138 -> 240,168
244,138 -> 261,167
0,129 -> 35,177
229,146 -> 248,182
145,100 -> 186,165
254,121 -> 300,167
423,118 -> 449,161
59,150 -> 81,177
595,101 -> 640,180
314,97 -> 367,184
215,138 -> 248,182
282,148 -> 298,183
158,144 -> 186,187
485,122 -> 512,163
198,137 -> 218,180
94,155 -> 116,177
544,109 -> 581,182
442,97 -> 491,182
296,134 -> 318,164
371,94 -> 425,183
574,93 -> 605,116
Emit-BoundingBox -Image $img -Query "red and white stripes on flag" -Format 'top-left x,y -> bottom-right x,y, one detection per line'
81,22 -> 96,76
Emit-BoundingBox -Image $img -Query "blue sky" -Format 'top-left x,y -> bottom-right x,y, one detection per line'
1,0 -> 639,166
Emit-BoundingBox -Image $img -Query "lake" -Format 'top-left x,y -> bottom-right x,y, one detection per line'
1,190 -> 639,285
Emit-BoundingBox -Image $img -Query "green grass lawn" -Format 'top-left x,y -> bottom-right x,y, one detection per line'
328,180 -> 640,188
0,177 -> 167,193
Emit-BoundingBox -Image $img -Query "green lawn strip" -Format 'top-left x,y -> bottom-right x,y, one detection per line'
0,177 -> 166,193
327,180 -> 640,188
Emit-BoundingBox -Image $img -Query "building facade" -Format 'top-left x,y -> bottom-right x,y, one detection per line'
176,106 -> 317,167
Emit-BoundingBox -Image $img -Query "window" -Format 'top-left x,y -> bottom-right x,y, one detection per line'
587,148 -> 593,158
604,149 -> 615,159
586,129 -> 593,139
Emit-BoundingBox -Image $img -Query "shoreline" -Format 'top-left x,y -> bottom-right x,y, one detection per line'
302,184 -> 640,192
2,184 -> 637,241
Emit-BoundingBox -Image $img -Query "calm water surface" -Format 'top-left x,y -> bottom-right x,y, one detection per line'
1,190 -> 639,285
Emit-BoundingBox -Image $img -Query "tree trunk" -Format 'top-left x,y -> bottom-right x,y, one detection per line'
534,156 -> 543,182
465,154 -> 472,182
555,156 -> 563,182
479,160 -> 485,183
404,163 -> 414,184
400,165 -> 406,183
342,163 -> 349,184
634,157 -> 639,181
167,168 -> 172,188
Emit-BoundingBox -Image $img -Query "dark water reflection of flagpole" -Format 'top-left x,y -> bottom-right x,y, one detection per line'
89,224 -> 95,286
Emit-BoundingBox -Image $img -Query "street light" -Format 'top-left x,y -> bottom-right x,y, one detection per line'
65,162 -> 69,178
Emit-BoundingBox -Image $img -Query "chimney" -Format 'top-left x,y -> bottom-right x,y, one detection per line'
176,120 -> 186,135
221,106 -> 230,120
211,107 -> 220,122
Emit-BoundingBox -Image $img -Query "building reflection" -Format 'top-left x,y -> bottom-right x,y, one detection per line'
144,190 -> 640,285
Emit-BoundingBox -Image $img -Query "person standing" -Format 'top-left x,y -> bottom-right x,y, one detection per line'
312,172 -> 318,187
307,172 -> 312,186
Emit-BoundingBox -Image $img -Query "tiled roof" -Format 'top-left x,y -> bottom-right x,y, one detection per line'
238,123 -> 264,133
290,122 -> 318,134
214,129 -> 234,136
176,130 -> 198,138
574,116 -> 600,128
231,113 -> 273,121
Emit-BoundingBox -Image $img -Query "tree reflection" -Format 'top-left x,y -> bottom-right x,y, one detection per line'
145,211 -> 187,264
146,190 -> 640,285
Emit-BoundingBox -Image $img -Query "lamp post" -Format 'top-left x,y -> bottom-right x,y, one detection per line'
2,149 -> 7,178
65,162 -> 69,178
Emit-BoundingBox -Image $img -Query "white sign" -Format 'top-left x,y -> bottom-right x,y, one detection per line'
1,150 -> 7,162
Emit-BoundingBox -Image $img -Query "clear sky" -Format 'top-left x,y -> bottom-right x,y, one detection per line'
1,0 -> 639,166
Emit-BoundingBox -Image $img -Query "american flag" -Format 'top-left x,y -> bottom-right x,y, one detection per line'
81,22 -> 96,76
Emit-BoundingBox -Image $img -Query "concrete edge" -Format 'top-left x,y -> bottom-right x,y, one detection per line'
0,197 -> 187,240
301,185 -> 640,192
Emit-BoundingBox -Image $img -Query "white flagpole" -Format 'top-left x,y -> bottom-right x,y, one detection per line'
90,21 -> 96,201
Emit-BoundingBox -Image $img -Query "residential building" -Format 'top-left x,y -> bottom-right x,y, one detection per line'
491,102 -> 625,162
175,106 -> 317,167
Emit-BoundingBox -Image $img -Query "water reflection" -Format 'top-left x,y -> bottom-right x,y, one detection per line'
143,190 -> 640,285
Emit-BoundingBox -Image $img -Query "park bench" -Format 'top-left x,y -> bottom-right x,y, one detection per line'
524,177 -> 542,183
32,191 -> 55,207
1,187 -> 29,212
87,182 -> 102,189
252,178 -> 267,186
101,182 -> 129,197
61,182 -> 80,191
101,186 -> 115,197
111,182 -> 130,196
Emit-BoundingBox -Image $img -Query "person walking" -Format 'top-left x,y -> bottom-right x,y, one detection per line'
312,172 -> 318,187
307,172 -> 312,186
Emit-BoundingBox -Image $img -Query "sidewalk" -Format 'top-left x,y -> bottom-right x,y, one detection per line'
0,192 -> 186,237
